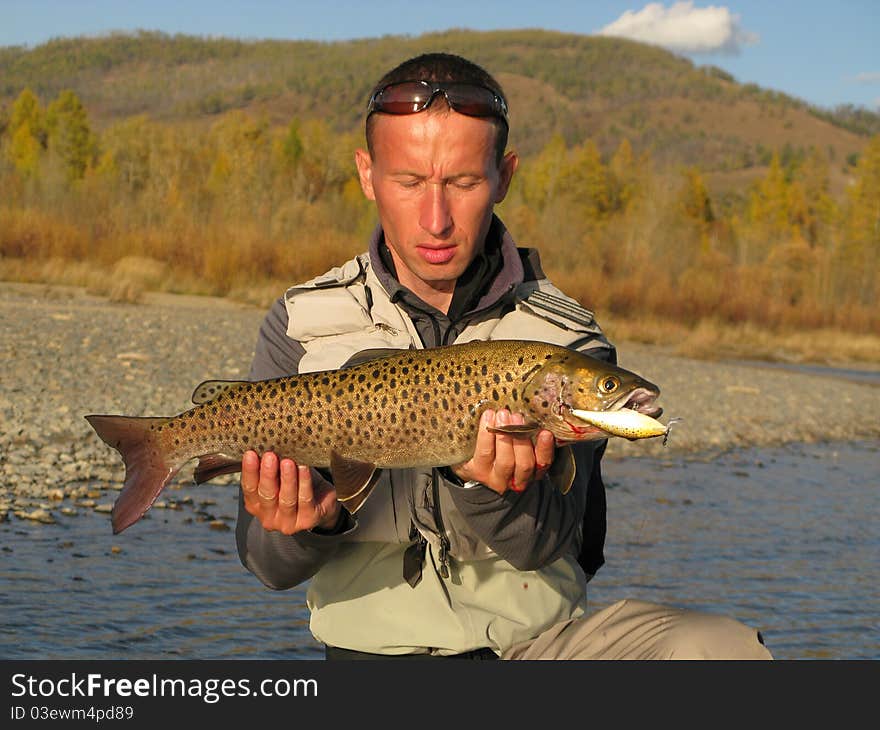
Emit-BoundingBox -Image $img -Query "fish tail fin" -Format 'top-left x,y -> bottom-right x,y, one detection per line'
85,414 -> 181,534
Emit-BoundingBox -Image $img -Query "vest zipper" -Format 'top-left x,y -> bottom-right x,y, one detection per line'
432,468 -> 451,579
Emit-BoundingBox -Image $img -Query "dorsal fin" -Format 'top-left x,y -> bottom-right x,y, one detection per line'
341,348 -> 408,369
191,380 -> 247,405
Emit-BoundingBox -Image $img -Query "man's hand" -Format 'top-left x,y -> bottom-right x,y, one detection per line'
241,450 -> 341,534
450,409 -> 555,495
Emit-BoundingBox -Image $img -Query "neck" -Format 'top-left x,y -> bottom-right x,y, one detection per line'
394,266 -> 455,315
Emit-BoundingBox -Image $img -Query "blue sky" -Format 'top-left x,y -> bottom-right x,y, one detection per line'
3,1 -> 879,111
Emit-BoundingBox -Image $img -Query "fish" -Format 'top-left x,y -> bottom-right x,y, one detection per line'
85,339 -> 665,534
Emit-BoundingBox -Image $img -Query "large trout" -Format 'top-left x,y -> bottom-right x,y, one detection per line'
86,340 -> 668,534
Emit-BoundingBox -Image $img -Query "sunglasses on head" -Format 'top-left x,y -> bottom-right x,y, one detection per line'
366,80 -> 509,125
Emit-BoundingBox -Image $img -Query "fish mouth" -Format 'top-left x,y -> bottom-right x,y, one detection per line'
612,387 -> 663,418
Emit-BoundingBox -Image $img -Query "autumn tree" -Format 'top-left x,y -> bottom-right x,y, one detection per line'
45,90 -> 97,182
841,135 -> 880,304
4,88 -> 47,177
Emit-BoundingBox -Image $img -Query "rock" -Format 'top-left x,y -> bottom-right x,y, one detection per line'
93,503 -> 113,513
18,508 -> 56,524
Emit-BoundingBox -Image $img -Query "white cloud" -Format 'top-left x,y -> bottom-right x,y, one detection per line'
854,71 -> 880,84
597,2 -> 759,55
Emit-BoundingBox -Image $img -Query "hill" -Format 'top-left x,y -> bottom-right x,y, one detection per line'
1,29 -> 878,349
1,28 -> 877,190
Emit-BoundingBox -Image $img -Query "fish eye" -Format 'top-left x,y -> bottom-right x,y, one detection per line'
599,376 -> 620,394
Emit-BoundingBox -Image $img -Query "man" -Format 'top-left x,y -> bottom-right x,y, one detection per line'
235,53 -> 772,660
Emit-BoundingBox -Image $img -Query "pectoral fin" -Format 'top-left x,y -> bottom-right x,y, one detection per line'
547,444 -> 576,495
487,422 -> 541,436
194,453 -> 243,483
330,450 -> 380,513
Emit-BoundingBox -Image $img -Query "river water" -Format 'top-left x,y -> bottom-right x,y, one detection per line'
1,440 -> 877,660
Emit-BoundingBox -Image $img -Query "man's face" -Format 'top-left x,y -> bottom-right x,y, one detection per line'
355,110 -> 518,295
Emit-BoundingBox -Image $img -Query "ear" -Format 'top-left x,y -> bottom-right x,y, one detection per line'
494,150 -> 519,204
355,148 -> 376,201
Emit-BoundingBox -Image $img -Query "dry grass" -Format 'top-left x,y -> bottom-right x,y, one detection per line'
604,314 -> 880,368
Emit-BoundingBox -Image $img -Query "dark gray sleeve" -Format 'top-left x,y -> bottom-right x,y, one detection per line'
247,296 -> 305,381
235,295 -> 356,590
444,341 -> 615,573
443,442 -> 599,571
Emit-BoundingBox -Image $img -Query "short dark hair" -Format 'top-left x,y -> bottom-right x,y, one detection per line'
365,53 -> 509,165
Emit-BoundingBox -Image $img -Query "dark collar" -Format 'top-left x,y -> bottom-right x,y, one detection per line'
368,215 -> 524,322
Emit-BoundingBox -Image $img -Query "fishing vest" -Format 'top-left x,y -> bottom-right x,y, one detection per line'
285,253 -> 613,655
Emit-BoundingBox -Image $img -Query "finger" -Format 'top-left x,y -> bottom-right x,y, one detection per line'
242,450 -> 260,492
275,458 -> 300,534
257,451 -> 280,511
510,413 -> 537,491
295,465 -> 324,526
241,450 -> 261,513
472,409 -> 497,467
277,458 -> 299,510
491,409 -> 516,487
534,430 -> 556,479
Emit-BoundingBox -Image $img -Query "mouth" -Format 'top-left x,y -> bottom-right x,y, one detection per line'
417,245 -> 457,265
612,387 -> 663,419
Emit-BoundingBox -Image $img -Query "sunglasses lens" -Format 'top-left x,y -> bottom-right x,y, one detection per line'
374,81 -> 433,114
444,84 -> 502,118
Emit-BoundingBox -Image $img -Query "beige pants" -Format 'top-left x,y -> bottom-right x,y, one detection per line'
502,599 -> 773,660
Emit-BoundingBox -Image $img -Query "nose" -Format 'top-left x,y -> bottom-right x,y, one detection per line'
419,183 -> 453,238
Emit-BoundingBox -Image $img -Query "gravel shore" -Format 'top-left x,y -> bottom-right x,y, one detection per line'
2,281 -> 878,526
